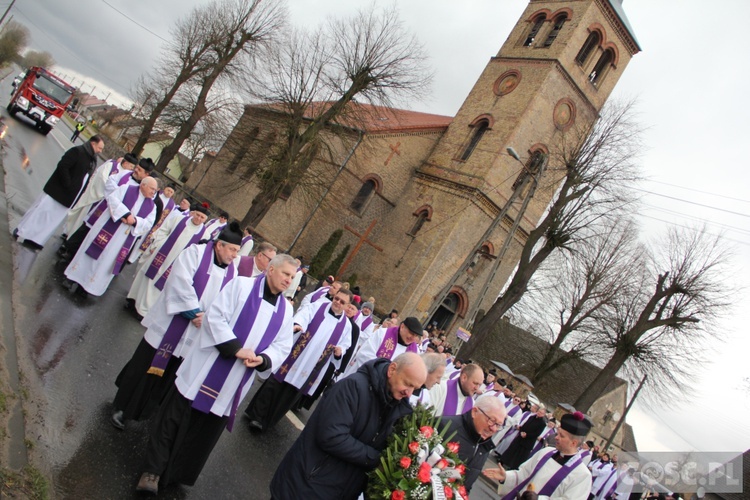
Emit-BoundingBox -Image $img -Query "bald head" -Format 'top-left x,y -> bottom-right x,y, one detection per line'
387,352 -> 427,401
139,176 -> 158,198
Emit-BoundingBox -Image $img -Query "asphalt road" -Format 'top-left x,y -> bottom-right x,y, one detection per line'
0,70 -> 501,499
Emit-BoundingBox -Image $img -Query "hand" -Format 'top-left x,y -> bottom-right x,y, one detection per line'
243,355 -> 264,368
235,347 -> 256,361
191,312 -> 204,328
125,215 -> 136,225
483,467 -> 506,482
293,325 -> 303,333
520,432 -> 527,438
334,346 -> 342,357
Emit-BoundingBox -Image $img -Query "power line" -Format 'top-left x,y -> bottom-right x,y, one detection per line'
635,188 -> 750,219
638,214 -> 750,248
643,204 -> 750,236
99,0 -> 169,43
644,178 -> 750,205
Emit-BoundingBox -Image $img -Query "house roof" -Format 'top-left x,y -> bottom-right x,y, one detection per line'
247,101 -> 453,135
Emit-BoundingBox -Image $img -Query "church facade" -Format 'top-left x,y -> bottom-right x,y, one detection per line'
187,0 -> 640,331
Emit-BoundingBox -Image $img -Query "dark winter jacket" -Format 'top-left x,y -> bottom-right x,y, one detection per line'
438,411 -> 495,492
270,358 -> 413,500
43,140 -> 98,207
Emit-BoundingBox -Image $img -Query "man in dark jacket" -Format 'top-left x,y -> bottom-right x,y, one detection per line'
270,353 -> 427,500
501,404 -> 547,470
14,135 -> 104,248
438,396 -> 506,492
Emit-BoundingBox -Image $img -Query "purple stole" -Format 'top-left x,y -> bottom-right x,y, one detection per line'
138,197 -> 177,252
501,411 -> 532,445
507,404 -> 522,418
108,159 -> 121,175
442,377 -> 474,416
532,427 -> 556,455
241,234 -> 253,247
360,315 -> 373,331
310,287 -> 329,303
375,326 -> 418,358
209,221 -> 226,239
504,398 -> 513,408
502,449 -> 584,499
237,256 -> 255,277
274,303 -> 348,395
147,220 -> 206,291
485,382 -> 495,392
605,469 -> 627,498
85,185 -> 154,275
448,370 -> 460,380
191,275 -> 286,431
147,242 -> 235,376
86,172 -> 132,225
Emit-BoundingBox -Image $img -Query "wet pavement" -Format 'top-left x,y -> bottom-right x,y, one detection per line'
0,69 -> 501,499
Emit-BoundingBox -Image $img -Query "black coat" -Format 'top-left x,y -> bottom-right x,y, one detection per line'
438,411 -> 495,493
270,358 -> 413,500
502,415 -> 546,470
43,141 -> 98,207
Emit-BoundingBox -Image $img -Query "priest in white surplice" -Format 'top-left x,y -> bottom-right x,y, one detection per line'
296,280 -> 342,310
63,153 -> 138,237
429,363 -> 484,416
111,224 -> 242,430
64,177 -> 157,296
340,316 -> 422,378
244,287 -> 353,431
135,254 -> 297,495
354,300 -> 376,343
236,241 -> 277,277
484,411 -> 594,500
204,211 -> 228,240
126,204 -> 210,317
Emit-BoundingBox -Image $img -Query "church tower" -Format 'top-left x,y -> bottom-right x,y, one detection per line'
377,0 -> 641,329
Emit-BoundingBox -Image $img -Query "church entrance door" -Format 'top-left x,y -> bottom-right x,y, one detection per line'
429,292 -> 459,331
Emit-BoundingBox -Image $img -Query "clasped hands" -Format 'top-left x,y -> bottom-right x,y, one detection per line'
235,347 -> 263,368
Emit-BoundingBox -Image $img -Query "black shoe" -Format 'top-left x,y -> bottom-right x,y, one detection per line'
12,228 -> 18,240
111,410 -> 125,430
21,239 -> 43,251
56,246 -> 71,260
248,420 -> 263,432
124,298 -> 135,310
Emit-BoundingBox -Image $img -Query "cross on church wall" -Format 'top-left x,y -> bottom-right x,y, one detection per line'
337,219 -> 383,278
384,142 -> 401,166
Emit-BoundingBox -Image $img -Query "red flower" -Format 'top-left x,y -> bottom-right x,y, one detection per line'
418,462 -> 432,483
447,441 -> 460,454
391,490 -> 406,500
408,441 -> 420,454
436,459 -> 448,469
455,464 -> 466,475
419,426 -> 434,438
399,456 -> 412,469
457,485 -> 468,498
444,485 -> 454,498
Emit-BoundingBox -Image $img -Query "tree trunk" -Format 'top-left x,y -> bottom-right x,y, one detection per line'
573,348 -> 630,413
532,329 -> 571,383
241,189 -> 276,228
132,80 -> 188,156
155,101 -> 207,173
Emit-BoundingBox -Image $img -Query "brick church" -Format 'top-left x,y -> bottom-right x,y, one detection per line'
187,0 -> 640,332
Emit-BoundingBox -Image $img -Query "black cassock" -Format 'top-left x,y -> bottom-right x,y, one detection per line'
500,414 -> 546,470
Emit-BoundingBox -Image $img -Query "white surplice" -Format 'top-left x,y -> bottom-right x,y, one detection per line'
64,159 -> 122,235
499,447 -> 592,500
340,326 -> 412,379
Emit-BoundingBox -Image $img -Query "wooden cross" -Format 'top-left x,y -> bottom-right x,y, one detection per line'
384,141 -> 401,165
337,219 -> 383,278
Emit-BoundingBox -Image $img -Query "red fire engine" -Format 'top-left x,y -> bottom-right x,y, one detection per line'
8,67 -> 76,136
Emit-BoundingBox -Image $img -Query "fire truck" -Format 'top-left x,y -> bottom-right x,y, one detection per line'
7,67 -> 76,136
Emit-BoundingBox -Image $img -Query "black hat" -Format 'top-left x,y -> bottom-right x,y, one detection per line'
192,202 -> 209,215
139,158 -> 155,172
123,153 -> 139,166
560,411 -> 592,438
402,317 -> 422,336
217,221 -> 242,245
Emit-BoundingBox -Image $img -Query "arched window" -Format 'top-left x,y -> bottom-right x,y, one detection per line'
226,127 -> 259,173
460,119 -> 489,161
575,31 -> 601,66
512,150 -> 546,191
242,130 -> 276,179
544,15 -> 567,47
589,49 -> 614,86
409,206 -> 432,236
350,178 -> 377,213
523,16 -> 546,47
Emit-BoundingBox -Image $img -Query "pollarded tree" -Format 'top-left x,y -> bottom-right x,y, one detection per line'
238,4 -> 432,227
0,21 -> 29,64
573,227 -> 733,412
458,100 -> 642,360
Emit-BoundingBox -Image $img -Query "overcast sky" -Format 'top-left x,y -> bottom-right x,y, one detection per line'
17,0 -> 750,454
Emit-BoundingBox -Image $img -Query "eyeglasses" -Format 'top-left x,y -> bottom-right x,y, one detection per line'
332,298 -> 348,304
258,253 -> 273,262
478,407 -> 502,428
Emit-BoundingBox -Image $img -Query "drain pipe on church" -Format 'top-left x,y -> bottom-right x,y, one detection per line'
287,130 -> 364,253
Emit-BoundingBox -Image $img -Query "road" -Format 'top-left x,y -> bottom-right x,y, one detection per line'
0,70 -> 501,499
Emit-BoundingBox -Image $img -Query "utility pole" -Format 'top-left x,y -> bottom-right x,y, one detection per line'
0,0 -> 16,28
604,374 -> 647,452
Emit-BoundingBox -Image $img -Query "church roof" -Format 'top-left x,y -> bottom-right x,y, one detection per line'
608,0 -> 641,51
247,101 -> 453,135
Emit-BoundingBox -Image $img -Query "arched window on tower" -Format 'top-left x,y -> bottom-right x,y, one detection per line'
460,119 -> 489,161
589,48 -> 614,86
409,206 -> 432,236
543,15 -> 567,47
523,15 -> 546,47
575,31 -> 601,66
512,150 -> 546,191
350,177 -> 379,214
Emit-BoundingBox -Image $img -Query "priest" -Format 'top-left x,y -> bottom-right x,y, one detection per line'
126,203 -> 210,317
483,411 -> 593,499
14,136 -> 104,248
111,222 -> 242,430
297,279 -> 342,310
135,254 -> 297,495
128,181 -> 178,264
64,177 -> 158,296
340,316 -> 421,378
244,287 -> 353,431
237,242 -> 277,277
204,211 -> 228,239
429,363 -> 484,416
354,301 -> 376,343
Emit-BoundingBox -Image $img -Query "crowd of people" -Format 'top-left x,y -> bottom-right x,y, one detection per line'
14,140 -> 670,498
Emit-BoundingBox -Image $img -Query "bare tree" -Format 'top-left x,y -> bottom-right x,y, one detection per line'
573,227 -> 733,412
458,100 -> 642,360
21,50 -> 54,69
237,4 -> 432,227
0,20 -> 28,64
518,219 -> 644,385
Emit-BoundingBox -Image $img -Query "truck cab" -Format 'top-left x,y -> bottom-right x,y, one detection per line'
7,67 -> 76,136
